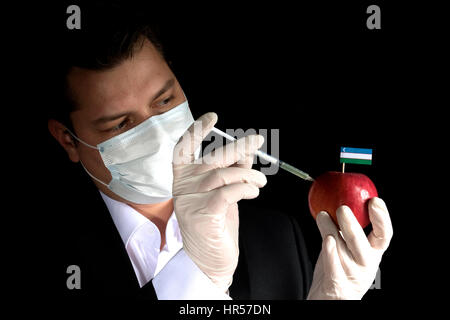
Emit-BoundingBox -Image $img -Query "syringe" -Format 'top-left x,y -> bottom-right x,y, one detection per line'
210,127 -> 314,181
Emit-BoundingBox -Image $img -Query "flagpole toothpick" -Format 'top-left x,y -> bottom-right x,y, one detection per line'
342,162 -> 345,173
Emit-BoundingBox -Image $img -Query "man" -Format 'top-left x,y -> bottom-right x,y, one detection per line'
47,3 -> 392,299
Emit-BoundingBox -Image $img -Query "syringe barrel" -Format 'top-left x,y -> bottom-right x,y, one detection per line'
255,150 -> 279,165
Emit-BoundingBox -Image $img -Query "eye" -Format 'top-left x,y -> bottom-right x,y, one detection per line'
110,119 -> 129,132
157,95 -> 173,107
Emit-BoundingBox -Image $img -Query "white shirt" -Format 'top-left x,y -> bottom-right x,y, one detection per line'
100,191 -> 231,300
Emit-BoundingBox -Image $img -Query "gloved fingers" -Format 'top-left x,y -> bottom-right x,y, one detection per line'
200,167 -> 266,193
316,211 -> 340,240
367,197 -> 393,251
173,112 -> 218,165
336,205 -> 372,266
173,167 -> 267,195
231,156 -> 256,169
225,203 -> 239,241
322,235 -> 347,295
316,211 -> 354,268
199,134 -> 264,172
208,183 -> 261,215
230,145 -> 258,169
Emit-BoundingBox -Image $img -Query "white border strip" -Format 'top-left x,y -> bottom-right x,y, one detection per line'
340,152 -> 372,160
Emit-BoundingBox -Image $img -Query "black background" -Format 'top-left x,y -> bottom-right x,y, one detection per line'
7,0 -> 445,312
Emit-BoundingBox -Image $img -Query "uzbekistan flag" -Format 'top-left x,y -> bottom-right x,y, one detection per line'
340,147 -> 372,165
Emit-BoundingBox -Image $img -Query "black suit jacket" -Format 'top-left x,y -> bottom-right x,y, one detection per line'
46,168 -> 313,300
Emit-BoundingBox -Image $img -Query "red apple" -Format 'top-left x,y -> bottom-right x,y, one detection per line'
308,171 -> 378,229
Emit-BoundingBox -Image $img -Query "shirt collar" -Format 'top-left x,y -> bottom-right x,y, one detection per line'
99,190 -> 181,251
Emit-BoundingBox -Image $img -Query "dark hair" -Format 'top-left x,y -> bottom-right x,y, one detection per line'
48,1 -> 164,132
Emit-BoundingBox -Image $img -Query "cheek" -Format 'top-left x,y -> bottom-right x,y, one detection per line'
78,146 -> 112,183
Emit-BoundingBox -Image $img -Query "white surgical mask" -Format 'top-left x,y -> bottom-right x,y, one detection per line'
67,100 -> 194,204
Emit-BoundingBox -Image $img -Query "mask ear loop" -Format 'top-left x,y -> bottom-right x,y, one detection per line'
64,126 -> 99,150
64,126 -> 109,187
79,161 -> 109,187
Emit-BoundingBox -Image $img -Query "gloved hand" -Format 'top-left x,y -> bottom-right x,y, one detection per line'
172,112 -> 267,293
307,197 -> 393,300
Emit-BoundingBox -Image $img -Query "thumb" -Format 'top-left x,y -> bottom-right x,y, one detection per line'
173,112 -> 218,164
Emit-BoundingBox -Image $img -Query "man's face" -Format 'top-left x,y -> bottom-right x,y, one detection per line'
62,39 -> 186,203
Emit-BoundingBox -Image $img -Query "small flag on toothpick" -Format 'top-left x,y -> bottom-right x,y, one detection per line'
340,147 -> 373,165
340,147 -> 373,172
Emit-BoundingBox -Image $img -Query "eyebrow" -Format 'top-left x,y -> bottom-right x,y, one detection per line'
92,78 -> 176,125
151,78 -> 175,102
92,111 -> 130,125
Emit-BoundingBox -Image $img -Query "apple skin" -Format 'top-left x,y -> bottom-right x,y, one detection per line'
308,171 -> 378,229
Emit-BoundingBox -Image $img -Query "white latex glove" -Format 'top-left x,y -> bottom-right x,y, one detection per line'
307,197 -> 393,300
172,112 -> 267,293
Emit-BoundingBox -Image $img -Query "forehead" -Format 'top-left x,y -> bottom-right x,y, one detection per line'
68,39 -> 172,118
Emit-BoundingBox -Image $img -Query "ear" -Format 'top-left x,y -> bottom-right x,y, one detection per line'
48,119 -> 80,163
